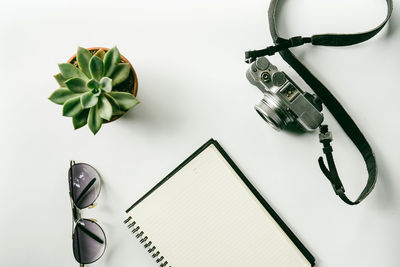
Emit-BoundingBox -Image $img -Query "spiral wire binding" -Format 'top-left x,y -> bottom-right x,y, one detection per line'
124,216 -> 171,267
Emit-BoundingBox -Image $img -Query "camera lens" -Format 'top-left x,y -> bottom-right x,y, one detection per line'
255,107 -> 281,130
254,92 -> 293,131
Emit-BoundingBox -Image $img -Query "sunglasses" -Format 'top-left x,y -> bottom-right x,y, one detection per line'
69,161 -> 106,266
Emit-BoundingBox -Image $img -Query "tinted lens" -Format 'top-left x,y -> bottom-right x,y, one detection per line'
69,163 -> 101,209
73,219 -> 106,264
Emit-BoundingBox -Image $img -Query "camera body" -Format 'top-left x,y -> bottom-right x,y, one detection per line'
246,57 -> 324,131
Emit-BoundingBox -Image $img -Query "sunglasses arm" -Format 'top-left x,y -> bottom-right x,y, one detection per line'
70,197 -> 81,237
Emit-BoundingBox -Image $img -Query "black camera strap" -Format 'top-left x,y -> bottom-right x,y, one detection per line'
245,0 -> 393,205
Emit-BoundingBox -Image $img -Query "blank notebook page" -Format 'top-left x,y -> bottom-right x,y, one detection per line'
126,144 -> 311,267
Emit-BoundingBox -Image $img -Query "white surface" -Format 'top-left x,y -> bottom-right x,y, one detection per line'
0,0 -> 399,266
127,144 -> 310,267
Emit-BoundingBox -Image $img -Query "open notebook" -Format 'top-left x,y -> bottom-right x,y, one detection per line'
124,139 -> 315,267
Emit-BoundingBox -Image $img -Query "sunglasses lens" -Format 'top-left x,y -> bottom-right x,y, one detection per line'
68,163 -> 101,209
73,219 -> 106,264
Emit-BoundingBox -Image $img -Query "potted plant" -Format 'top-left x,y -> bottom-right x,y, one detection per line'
49,46 -> 139,134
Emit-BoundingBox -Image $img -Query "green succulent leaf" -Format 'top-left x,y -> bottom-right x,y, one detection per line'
72,109 -> 89,130
93,89 -> 101,96
94,49 -> 106,60
108,92 -> 139,111
88,106 -> 103,135
89,56 -> 104,81
58,63 -> 88,81
80,92 -> 99,109
99,77 -> 112,92
49,87 -> 79,105
63,96 -> 83,117
104,46 -> 120,77
98,95 -> 113,120
54,73 -> 67,87
104,93 -> 123,115
65,78 -> 89,93
76,47 -> 92,78
87,79 -> 100,90
110,63 -> 130,86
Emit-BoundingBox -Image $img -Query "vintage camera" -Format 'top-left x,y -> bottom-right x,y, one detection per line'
246,57 -> 324,131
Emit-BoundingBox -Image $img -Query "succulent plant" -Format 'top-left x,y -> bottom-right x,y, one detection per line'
49,46 -> 139,134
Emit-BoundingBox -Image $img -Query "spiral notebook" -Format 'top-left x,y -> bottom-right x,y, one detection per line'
124,139 -> 315,267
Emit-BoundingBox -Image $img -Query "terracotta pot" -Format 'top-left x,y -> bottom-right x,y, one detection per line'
67,47 -> 138,122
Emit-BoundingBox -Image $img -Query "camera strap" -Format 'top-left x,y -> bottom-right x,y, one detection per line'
245,0 -> 393,205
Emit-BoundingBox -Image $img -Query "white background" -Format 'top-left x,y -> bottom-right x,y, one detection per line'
0,0 -> 399,266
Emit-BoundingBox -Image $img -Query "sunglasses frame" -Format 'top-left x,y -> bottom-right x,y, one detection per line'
69,160 -> 107,267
